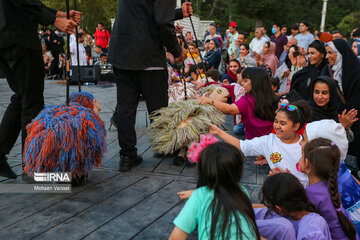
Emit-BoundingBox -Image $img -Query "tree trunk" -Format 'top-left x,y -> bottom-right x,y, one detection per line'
206,0 -> 217,19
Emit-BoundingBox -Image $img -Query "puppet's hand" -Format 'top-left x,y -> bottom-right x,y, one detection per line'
177,190 -> 194,200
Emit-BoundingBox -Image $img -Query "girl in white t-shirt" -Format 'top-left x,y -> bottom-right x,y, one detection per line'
209,100 -> 312,186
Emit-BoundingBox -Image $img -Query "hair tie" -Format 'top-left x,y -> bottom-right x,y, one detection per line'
336,207 -> 341,212
187,134 -> 218,163
330,142 -> 336,146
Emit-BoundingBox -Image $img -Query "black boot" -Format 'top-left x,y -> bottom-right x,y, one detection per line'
119,155 -> 143,172
0,155 -> 17,179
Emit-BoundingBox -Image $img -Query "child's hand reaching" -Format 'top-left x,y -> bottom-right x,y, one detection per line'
196,97 -> 212,105
254,155 -> 268,165
177,190 -> 194,200
208,124 -> 222,136
268,167 -> 290,176
222,79 -> 230,85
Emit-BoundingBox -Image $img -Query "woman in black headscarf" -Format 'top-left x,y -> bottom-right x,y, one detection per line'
290,40 -> 330,100
309,76 -> 338,122
203,37 -> 221,69
326,39 -> 360,160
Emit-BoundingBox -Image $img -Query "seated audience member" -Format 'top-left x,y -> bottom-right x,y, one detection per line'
291,40 -> 329,100
184,42 -> 201,66
331,30 -> 346,40
238,44 -> 256,67
42,43 -> 53,74
275,44 -> 306,93
92,45 -> 103,63
221,59 -> 241,84
94,53 -> 114,82
203,37 -> 221,70
257,41 -> 278,76
249,28 -> 268,54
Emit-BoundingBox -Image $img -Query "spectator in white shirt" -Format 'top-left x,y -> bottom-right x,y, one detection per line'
70,32 -> 87,66
204,24 -> 221,43
250,28 -> 268,55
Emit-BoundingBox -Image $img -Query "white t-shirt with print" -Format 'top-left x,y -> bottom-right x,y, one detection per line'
240,133 -> 308,186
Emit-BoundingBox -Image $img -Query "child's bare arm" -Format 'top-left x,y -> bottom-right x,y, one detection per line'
177,190 -> 194,200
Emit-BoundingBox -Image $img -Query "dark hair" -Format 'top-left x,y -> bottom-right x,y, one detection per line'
308,40 -> 326,55
100,53 -> 107,58
238,31 -> 248,39
278,90 -> 303,104
236,67 -> 245,74
299,21 -> 310,28
197,142 -> 260,240
352,28 -> 360,38
229,59 -> 241,67
189,64 -> 198,74
277,100 -> 312,130
261,173 -> 319,214
241,67 -> 278,121
304,138 -> 357,240
284,45 -> 299,69
291,24 -> 299,30
95,45 -> 102,49
98,23 -> 104,26
281,24 -> 287,29
239,43 -> 250,51
264,41 -> 271,48
270,77 -> 280,92
331,30 -> 344,37
76,32 -> 83,38
85,45 -> 92,57
273,23 -> 280,28
206,69 -> 220,82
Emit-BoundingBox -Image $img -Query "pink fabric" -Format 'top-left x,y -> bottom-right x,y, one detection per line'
261,42 -> 279,76
234,94 -> 273,139
187,134 -> 219,163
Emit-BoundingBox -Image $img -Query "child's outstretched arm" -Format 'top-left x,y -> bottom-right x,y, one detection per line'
169,227 -> 188,240
177,190 -> 194,200
209,124 -> 241,151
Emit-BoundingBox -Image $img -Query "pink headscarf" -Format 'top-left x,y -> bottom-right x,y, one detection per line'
262,42 -> 279,76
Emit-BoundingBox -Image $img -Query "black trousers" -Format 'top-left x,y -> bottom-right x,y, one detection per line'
0,46 -> 44,155
114,68 -> 168,158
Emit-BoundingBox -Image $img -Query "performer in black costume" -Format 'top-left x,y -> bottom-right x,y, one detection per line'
0,0 -> 80,179
108,0 -> 191,171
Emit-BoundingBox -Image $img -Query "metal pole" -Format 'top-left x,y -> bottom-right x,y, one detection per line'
320,0 -> 328,32
66,0 -> 71,106
74,0 -> 82,92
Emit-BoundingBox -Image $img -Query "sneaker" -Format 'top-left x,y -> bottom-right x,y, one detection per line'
119,155 -> 143,172
0,155 -> 17,179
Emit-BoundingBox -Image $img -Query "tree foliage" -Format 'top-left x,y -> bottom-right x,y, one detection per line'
42,0 -> 359,36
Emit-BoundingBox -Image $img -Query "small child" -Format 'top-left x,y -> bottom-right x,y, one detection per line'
170,142 -> 260,240
298,138 -> 358,240
209,100 -> 311,186
256,173 -> 332,240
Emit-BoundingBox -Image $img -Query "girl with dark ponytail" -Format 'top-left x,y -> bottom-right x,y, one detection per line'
255,173 -> 332,239
298,138 -> 358,240
170,142 -> 260,240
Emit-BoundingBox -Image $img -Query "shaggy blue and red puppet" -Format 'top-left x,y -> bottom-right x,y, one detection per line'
23,92 -> 106,184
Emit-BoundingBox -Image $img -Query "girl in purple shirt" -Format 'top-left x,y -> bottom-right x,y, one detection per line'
298,138 -> 358,240
257,173 -> 331,240
197,67 -> 278,139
